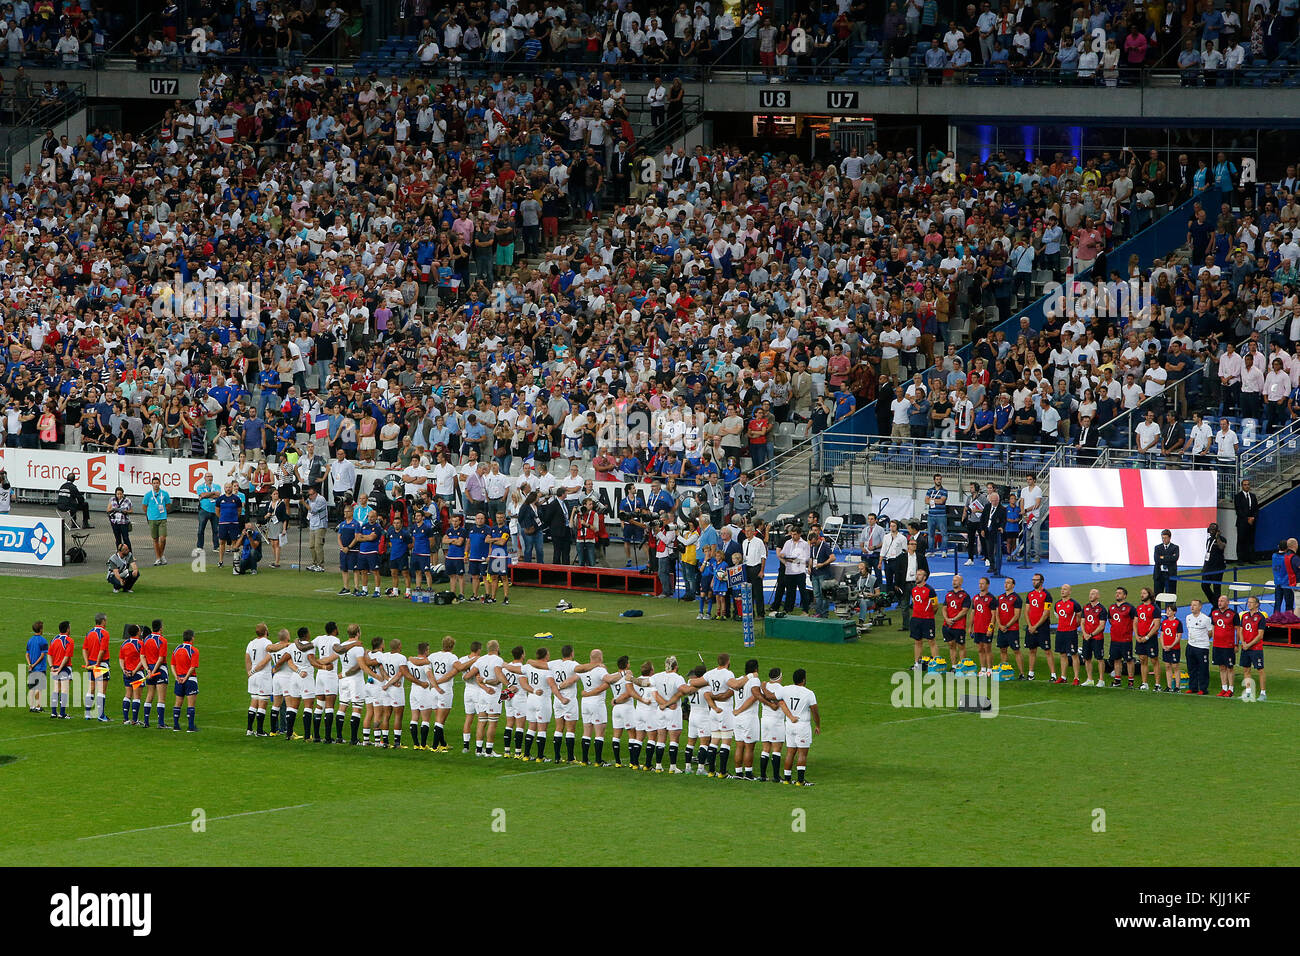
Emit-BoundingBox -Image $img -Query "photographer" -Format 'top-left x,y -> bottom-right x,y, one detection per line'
0,467 -> 11,515
653,518 -> 677,596
106,487 -> 134,552
107,542 -> 139,593
233,520 -> 264,575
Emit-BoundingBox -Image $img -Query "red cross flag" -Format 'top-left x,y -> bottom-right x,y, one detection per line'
1048,468 -> 1218,566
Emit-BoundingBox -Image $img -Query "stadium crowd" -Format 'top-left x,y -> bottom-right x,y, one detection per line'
89,0 -> 1300,88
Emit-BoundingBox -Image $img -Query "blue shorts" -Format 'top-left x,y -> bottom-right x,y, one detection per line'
174,676 -> 198,697
468,558 -> 486,577
91,662 -> 111,680
909,618 -> 935,642
411,553 -> 431,573
145,665 -> 169,686
357,552 -> 378,571
123,670 -> 144,687
1239,647 -> 1264,669
389,554 -> 409,572
219,522 -> 240,543
53,665 -> 73,681
446,557 -> 465,575
624,527 -> 646,544
339,551 -> 354,571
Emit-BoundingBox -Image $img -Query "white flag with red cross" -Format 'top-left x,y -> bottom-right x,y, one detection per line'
1048,468 -> 1217,566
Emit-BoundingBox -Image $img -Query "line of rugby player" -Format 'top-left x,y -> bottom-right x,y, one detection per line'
31,614 -> 202,731
904,570 -> 1269,697
243,626 -> 823,784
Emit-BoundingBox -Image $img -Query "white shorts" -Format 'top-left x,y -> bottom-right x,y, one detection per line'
553,696 -> 579,723
710,708 -> 734,735
363,680 -> 382,704
760,714 -> 784,744
658,705 -> 683,732
734,712 -> 760,744
434,687 -> 454,711
272,672 -> 294,698
294,673 -> 316,700
506,691 -> 528,720
387,685 -> 405,708
785,720 -> 812,750
339,675 -> 364,705
526,693 -> 552,725
463,684 -> 482,715
689,705 -> 713,739
247,674 -> 272,698
477,687 -> 502,716
633,705 -> 654,733
611,702 -> 635,730
314,672 -> 339,697
580,697 -> 607,726
410,687 -> 434,711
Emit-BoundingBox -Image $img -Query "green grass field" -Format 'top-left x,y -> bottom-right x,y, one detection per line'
2,563 -> 1298,866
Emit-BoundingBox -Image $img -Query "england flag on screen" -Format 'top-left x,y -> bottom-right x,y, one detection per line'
1048,468 -> 1218,566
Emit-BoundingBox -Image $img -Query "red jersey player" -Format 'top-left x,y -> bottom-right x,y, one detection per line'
996,577 -> 1025,678
970,577 -> 997,676
1133,587 -> 1160,690
1023,573 -> 1054,681
1107,587 -> 1136,687
1238,595 -> 1266,700
141,621 -> 169,730
1081,588 -> 1108,686
909,568 -> 938,669
1158,604 -> 1183,693
47,622 -> 74,720
171,629 -> 200,731
942,573 -> 971,670
81,613 -> 111,722
1210,595 -> 1238,697
1051,583 -> 1082,685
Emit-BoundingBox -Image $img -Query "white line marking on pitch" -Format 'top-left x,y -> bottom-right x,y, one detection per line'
998,713 -> 1088,725
78,804 -> 313,841
500,763 -> 581,778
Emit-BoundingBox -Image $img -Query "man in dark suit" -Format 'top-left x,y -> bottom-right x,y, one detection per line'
1161,410 -> 1186,466
610,141 -> 631,204
1075,414 -> 1100,464
540,494 -> 574,565
1234,480 -> 1259,562
1153,529 -> 1180,598
983,491 -> 1006,575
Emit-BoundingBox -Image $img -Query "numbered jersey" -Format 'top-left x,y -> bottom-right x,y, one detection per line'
245,637 -> 270,674
382,652 -> 408,689
456,654 -> 479,687
761,681 -> 784,720
609,670 -> 631,704
474,654 -> 504,689
503,663 -> 523,698
428,651 -> 457,688
290,642 -> 313,675
778,684 -> 817,723
733,674 -> 761,715
407,659 -> 431,688
548,658 -> 577,695
652,670 -> 686,707
523,663 -> 550,698
311,635 -> 338,674
342,644 -> 365,679
702,667 -> 737,707
579,665 -> 609,699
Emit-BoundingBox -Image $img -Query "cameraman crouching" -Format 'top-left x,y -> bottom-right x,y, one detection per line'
107,543 -> 139,593
233,520 -> 264,576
